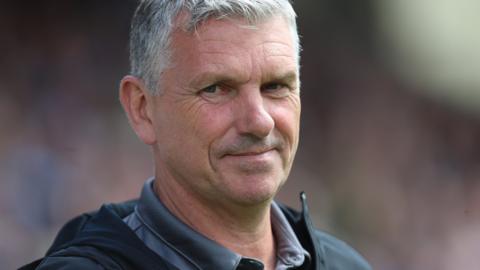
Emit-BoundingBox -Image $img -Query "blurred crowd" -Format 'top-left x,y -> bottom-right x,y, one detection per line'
1,1 -> 479,269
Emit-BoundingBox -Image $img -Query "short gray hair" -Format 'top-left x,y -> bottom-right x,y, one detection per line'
129,0 -> 299,95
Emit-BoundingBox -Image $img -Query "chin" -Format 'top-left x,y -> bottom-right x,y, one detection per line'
223,173 -> 286,206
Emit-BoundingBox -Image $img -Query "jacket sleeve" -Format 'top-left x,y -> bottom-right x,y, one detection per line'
315,230 -> 372,270
36,256 -> 105,270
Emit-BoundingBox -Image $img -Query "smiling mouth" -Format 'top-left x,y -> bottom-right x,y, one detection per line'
226,148 -> 275,157
221,148 -> 277,174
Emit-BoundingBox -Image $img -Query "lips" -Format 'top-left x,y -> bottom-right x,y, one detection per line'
227,148 -> 275,157
215,134 -> 285,160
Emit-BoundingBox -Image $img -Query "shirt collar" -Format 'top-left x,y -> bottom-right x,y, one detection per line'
271,202 -> 311,268
136,178 -> 309,270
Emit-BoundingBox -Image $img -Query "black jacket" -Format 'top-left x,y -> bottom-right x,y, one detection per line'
20,194 -> 371,270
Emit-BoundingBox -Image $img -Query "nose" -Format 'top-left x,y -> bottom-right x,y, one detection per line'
234,90 -> 275,138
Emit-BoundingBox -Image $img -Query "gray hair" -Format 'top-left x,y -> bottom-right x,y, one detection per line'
129,0 -> 300,95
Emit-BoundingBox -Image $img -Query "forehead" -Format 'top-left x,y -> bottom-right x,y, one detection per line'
168,15 -> 298,80
173,13 -> 294,45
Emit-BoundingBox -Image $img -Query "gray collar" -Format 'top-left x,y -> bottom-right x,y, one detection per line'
136,178 -> 310,269
271,202 -> 311,268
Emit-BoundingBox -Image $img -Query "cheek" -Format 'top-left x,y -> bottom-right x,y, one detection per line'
191,104 -> 234,153
153,99 -> 204,161
271,99 -> 301,143
271,102 -> 300,172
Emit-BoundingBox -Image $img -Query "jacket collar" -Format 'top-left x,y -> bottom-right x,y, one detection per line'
299,192 -> 326,269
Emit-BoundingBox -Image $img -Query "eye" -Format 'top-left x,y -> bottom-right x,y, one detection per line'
201,84 -> 220,94
261,82 -> 290,97
198,83 -> 234,103
262,83 -> 284,91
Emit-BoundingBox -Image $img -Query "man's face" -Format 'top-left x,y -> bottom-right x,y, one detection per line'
150,15 -> 301,206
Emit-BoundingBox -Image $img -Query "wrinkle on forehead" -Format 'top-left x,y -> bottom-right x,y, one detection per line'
193,15 -> 291,44
168,15 -> 297,87
262,42 -> 296,58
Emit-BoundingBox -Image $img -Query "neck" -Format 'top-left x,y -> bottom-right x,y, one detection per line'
153,175 -> 277,269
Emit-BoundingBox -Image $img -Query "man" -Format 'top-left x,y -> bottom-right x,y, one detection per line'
22,0 -> 371,269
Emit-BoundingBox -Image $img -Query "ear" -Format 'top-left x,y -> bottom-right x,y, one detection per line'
119,75 -> 157,145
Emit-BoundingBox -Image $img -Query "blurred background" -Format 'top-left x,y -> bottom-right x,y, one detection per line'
1,0 -> 479,269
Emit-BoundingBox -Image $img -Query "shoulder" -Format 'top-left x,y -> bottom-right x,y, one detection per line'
27,201 -> 139,270
35,246 -> 121,270
36,256 -> 104,270
313,229 -> 372,270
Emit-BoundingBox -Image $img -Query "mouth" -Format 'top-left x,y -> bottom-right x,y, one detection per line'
219,147 -> 278,174
226,147 -> 276,157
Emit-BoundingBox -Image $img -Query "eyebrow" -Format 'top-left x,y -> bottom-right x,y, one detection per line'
188,68 -> 298,89
262,70 -> 298,85
189,71 -> 244,89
